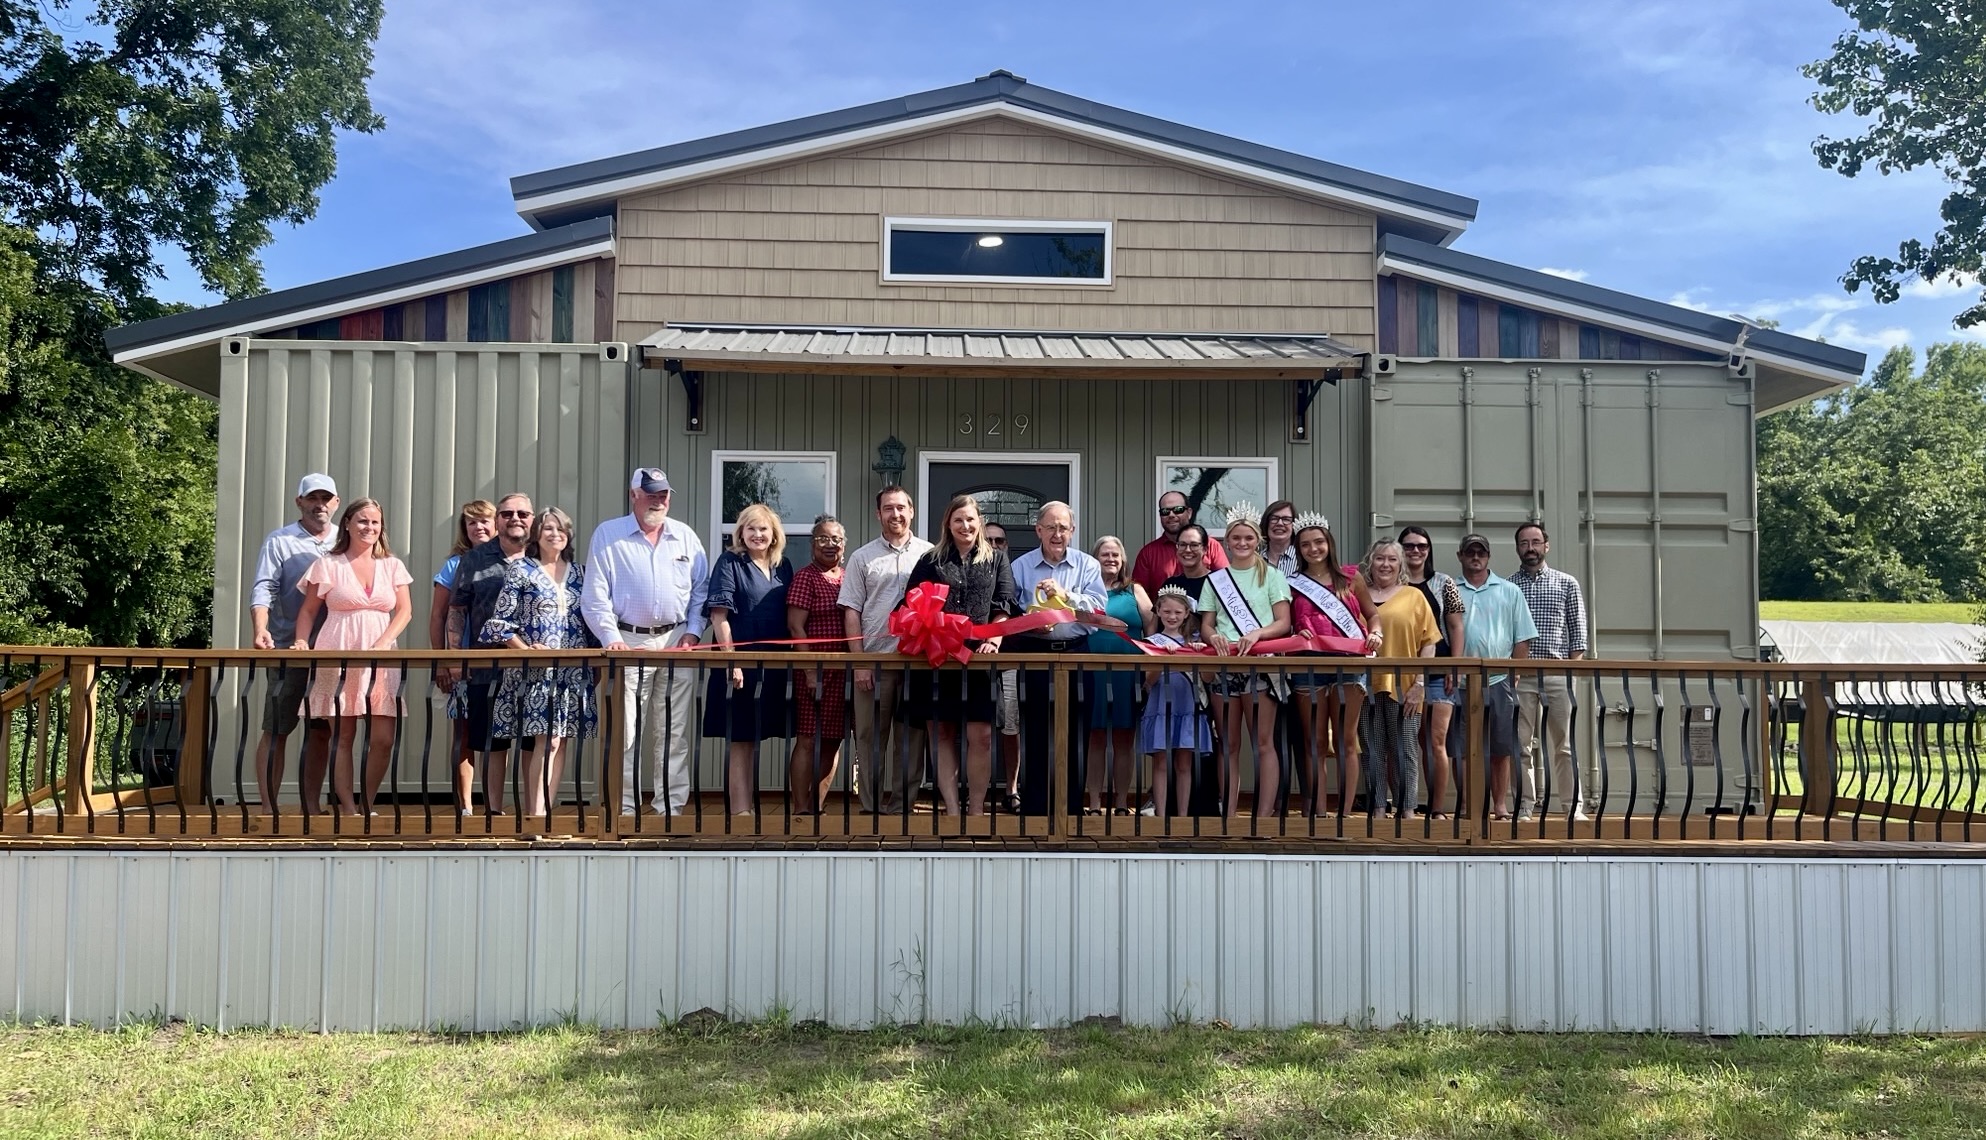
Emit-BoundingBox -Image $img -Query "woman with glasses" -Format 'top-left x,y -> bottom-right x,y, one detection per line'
1162,523 -> 1216,608
1261,500 -> 1300,576
480,507 -> 599,819
785,514 -> 848,816
1400,525 -> 1467,818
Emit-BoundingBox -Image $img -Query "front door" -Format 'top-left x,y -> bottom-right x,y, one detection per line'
918,452 -> 1080,556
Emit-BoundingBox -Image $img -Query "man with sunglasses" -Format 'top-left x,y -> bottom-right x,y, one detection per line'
447,491 -> 536,813
583,468 -> 711,818
1131,491 -> 1228,598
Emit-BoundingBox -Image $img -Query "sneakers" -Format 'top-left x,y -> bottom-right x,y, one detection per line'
1571,808 -> 1592,822
1515,808 -> 1536,823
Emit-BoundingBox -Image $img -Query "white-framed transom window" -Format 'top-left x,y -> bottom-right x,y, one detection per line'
1155,457 -> 1280,539
882,217 -> 1113,286
710,451 -> 838,542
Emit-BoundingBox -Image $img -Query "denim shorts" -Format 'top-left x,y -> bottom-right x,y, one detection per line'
1289,668 -> 1367,694
1424,674 -> 1464,706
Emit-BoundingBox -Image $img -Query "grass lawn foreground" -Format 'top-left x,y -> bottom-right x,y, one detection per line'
1,1020 -> 1982,1138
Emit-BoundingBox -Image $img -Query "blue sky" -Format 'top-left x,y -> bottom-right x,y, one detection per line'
166,0 -> 1984,368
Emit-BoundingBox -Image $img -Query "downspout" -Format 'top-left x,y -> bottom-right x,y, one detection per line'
1581,368 -> 1598,655
1647,367 -> 1665,661
1459,366 -> 1476,532
1526,366 -> 1544,524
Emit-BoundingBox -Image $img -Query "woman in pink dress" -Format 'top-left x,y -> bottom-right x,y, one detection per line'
291,498 -> 414,815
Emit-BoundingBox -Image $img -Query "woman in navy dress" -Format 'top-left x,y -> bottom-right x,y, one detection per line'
704,502 -> 794,816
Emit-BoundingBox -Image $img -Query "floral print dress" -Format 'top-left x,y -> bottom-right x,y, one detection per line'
479,559 -> 598,739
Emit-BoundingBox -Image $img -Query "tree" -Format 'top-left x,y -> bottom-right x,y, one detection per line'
1757,343 -> 1986,602
1806,0 -> 1986,328
0,3 -> 384,646
1,0 -> 385,304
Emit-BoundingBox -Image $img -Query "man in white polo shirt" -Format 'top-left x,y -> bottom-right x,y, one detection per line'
839,485 -> 933,813
582,467 -> 710,817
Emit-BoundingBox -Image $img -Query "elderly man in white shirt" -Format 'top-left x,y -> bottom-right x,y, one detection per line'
582,467 -> 710,817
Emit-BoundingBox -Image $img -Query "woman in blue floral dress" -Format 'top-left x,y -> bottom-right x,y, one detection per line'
481,507 -> 598,817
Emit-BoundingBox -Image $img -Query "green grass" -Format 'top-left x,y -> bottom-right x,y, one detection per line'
1759,600 -> 1980,623
2,1022 -> 1984,1138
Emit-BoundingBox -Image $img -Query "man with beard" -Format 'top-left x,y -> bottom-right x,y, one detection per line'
1509,523 -> 1590,821
583,469 -> 710,818
448,491 -> 536,815
248,472 -> 339,815
839,485 -> 934,813
1131,491 -> 1228,598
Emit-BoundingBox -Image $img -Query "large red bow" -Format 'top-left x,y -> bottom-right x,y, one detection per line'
889,583 -> 976,666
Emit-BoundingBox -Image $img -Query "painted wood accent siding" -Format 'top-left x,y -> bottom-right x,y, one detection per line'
615,118 -> 1377,342
1378,272 -> 1721,363
261,259 -> 611,345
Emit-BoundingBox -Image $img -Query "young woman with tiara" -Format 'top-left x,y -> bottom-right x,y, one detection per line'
1141,583 -> 1211,820
1196,502 -> 1291,822
1285,512 -> 1381,816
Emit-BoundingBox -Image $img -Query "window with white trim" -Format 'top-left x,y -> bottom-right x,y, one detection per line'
710,451 -> 838,541
882,217 -> 1113,285
1155,457 -> 1280,538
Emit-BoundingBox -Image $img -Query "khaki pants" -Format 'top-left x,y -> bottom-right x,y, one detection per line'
851,669 -> 927,811
619,628 -> 699,814
1515,674 -> 1586,813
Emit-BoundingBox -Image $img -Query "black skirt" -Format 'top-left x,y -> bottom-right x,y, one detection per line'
702,665 -> 791,742
903,662 -> 999,725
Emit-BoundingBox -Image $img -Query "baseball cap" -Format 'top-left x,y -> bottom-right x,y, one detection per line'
1458,533 -> 1491,554
630,467 -> 672,493
296,473 -> 337,498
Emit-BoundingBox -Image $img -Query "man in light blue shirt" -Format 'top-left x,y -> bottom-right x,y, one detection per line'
1455,533 -> 1536,820
1005,501 -> 1106,815
583,467 -> 710,817
248,472 -> 339,817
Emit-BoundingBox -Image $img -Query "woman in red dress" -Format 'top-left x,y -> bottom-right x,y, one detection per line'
785,514 -> 849,815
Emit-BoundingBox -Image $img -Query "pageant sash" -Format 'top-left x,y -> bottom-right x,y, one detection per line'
1205,568 -> 1263,636
1287,573 -> 1363,639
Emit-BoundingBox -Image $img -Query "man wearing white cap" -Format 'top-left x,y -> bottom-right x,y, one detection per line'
583,467 -> 710,816
248,473 -> 339,815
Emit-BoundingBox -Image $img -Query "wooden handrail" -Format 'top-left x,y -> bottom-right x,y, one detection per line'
0,665 -> 65,716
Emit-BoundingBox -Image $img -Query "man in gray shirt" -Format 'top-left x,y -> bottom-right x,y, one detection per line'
249,472 -> 339,816
839,486 -> 934,812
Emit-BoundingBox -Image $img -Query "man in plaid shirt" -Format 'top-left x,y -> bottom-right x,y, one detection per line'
1511,523 -> 1591,821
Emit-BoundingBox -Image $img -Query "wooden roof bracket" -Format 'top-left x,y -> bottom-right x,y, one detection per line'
662,358 -> 706,434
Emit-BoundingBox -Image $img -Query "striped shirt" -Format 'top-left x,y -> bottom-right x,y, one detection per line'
581,514 -> 711,643
1512,564 -> 1589,660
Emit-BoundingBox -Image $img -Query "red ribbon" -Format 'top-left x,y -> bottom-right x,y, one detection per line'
885,582 -> 1082,666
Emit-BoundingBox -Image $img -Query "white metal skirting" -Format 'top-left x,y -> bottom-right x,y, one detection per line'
1,851 -> 1980,1035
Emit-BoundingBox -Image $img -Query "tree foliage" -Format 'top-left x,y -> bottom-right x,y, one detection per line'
1806,0 -> 1986,327
0,3 -> 383,647
1758,343 -> 1986,602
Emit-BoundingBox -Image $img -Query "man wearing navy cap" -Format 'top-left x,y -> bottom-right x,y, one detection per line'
583,467 -> 710,817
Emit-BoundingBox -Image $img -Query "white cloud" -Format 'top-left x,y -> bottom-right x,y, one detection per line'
1537,267 -> 1589,282
1902,273 -> 1980,300
1809,319 -> 1912,355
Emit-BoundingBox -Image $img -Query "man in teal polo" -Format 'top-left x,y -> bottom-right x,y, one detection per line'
1455,533 -> 1536,821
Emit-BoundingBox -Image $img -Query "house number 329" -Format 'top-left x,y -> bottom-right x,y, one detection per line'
958,413 -> 1030,437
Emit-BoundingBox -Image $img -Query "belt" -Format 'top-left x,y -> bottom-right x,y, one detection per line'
617,620 -> 680,635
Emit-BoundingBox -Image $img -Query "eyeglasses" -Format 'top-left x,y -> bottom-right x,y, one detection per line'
989,537 -> 1008,546
1158,505 -> 1190,517
498,510 -> 534,519
812,535 -> 845,545
1401,542 -> 1430,551
1176,541 -> 1205,550
1265,515 -> 1295,525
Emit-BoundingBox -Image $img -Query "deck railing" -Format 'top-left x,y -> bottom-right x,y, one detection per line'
3,647 -> 1982,848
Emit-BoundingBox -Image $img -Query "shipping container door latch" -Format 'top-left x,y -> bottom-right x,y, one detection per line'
1291,368 -> 1342,443
663,358 -> 706,433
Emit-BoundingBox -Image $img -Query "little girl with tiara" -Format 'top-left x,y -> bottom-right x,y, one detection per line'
1141,583 -> 1213,820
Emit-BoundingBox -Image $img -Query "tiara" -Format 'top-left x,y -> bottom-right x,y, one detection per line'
1155,583 -> 1192,603
1224,500 -> 1262,529
1292,511 -> 1331,533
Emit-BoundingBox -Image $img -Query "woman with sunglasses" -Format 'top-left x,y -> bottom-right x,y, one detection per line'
1400,525 -> 1468,818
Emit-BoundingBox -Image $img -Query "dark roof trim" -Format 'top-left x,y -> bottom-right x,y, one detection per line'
1376,234 -> 1868,379
106,217 -> 616,359
510,71 -> 1478,241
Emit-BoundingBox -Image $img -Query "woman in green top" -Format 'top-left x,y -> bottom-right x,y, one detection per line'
1084,536 -> 1152,814
1197,506 -> 1292,822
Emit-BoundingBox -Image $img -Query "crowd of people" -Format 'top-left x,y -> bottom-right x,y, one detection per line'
249,468 -> 1591,822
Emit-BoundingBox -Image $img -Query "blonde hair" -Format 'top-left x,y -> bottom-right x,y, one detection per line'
1222,518 -> 1269,588
730,503 -> 788,565
451,499 -> 496,556
527,506 -> 576,564
1092,535 -> 1131,589
1362,538 -> 1404,586
931,494 -> 992,564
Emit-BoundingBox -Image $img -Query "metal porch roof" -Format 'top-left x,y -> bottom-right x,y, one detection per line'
638,323 -> 1366,379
